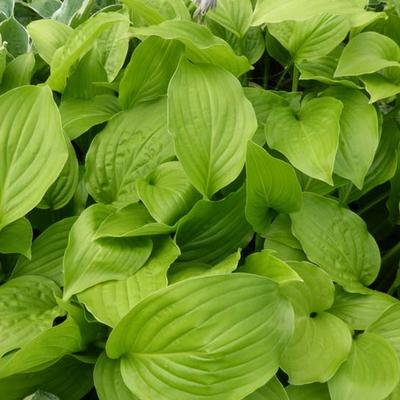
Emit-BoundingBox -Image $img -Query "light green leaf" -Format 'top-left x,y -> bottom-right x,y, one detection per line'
85,98 -> 174,206
246,141 -> 302,233
335,32 -> 400,77
0,356 -> 93,400
60,95 -> 120,140
94,353 -> 137,400
0,17 -> 29,57
175,188 -> 253,264
328,333 -> 400,400
264,214 -> 303,250
119,36 -> 183,109
268,15 -> 349,63
286,383 -> 330,400
0,276 -> 62,357
362,68 -> 400,103
78,236 -> 180,327
291,193 -> 381,292
207,0 -> 253,38
131,20 -> 251,77
241,249 -> 302,284
168,59 -> 256,198
52,0 -> 92,26
12,217 -> 77,286
63,204 -> 153,299
47,12 -> 128,92
245,376 -> 288,399
265,96 -> 342,184
39,137 -> 79,210
252,0 -> 367,25
0,218 -> 32,258
280,262 -> 352,384
136,161 -> 201,225
94,203 -> 174,239
106,274 -> 294,400
322,87 -> 379,188
27,19 -> 73,64
0,52 -> 35,93
0,85 -> 68,230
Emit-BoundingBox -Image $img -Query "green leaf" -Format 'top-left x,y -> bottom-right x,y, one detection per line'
244,376 -> 288,399
78,236 -> 180,327
0,218 -> 32,257
207,0 -> 253,38
106,274 -> 294,400
175,188 -> 253,264
26,0 -> 62,18
119,36 -> 183,109
94,353 -> 137,400
12,217 -> 77,286
335,32 -> 400,77
361,68 -> 400,103
0,276 -> 62,357
322,87 -> 379,189
268,15 -> 349,63
130,20 -> 251,77
280,262 -> 352,384
168,59 -> 256,198
27,19 -> 73,64
60,95 -> 120,140
85,98 -> 174,206
0,17 -> 29,57
241,249 -> 302,284
286,383 -> 330,400
39,137 -> 79,210
0,356 -> 93,400
328,333 -> 400,400
63,204 -> 153,299
252,0 -> 366,25
0,85 -> 68,230
246,141 -> 302,233
265,96 -> 342,184
94,203 -> 174,239
52,0 -> 92,26
47,12 -> 128,92
0,52 -> 35,93
136,161 -> 201,225
291,193 -> 381,291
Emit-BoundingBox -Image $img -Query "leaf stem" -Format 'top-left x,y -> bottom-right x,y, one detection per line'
292,65 -> 299,92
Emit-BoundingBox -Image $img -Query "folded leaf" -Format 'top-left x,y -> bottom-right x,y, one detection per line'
362,68 -> 400,103
0,218 -> 32,258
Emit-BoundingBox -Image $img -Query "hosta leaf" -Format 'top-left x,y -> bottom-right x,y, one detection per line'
78,237 -> 180,327
0,276 -> 62,357
25,0 -> 62,18
119,36 -> 183,109
245,376 -> 288,399
362,68 -> 400,103
131,20 -> 251,77
39,137 -> 79,210
106,274 -> 294,400
52,0 -> 92,26
241,249 -> 302,285
335,32 -> 400,77
175,188 -> 253,264
47,12 -> 128,92
0,356 -> 93,400
0,218 -> 32,258
12,217 -> 77,286
328,333 -> 400,400
268,15 -> 349,63
0,17 -> 29,57
0,53 -> 35,93
85,98 -> 174,206
252,0 -> 366,25
136,161 -> 201,225
168,60 -> 256,198
286,383 -> 330,400
63,204 -> 153,299
246,141 -> 302,233
322,87 -> 379,188
290,193 -> 381,292
94,203 -> 174,239
0,86 -> 68,230
60,95 -> 120,140
27,19 -> 72,64
280,262 -> 352,384
94,353 -> 137,400
207,0 -> 253,38
265,96 -> 342,184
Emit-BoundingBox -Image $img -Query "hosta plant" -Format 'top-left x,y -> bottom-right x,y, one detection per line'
0,0 -> 399,399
